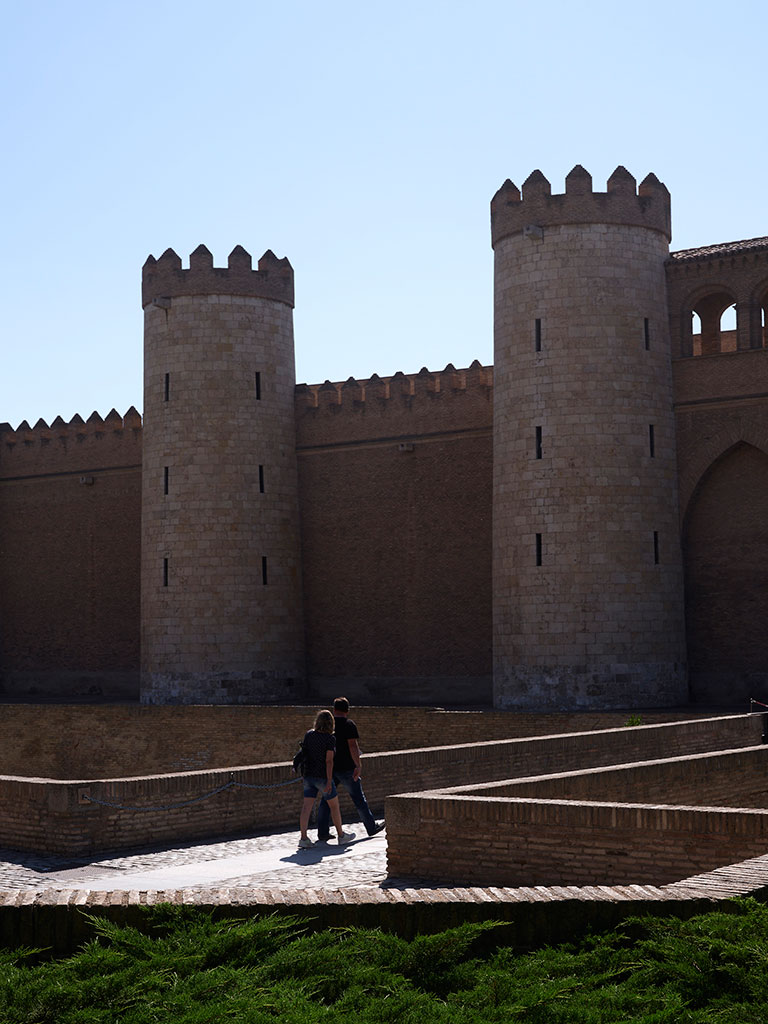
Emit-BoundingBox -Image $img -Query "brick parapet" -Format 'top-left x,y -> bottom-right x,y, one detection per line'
295,362 -> 492,448
141,245 -> 294,309
490,165 -> 671,248
0,408 -> 142,479
673,347 -> 768,407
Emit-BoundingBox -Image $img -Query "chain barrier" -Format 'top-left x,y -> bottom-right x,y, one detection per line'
232,778 -> 301,791
82,774 -> 301,813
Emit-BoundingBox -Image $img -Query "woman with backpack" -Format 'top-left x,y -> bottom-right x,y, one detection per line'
298,709 -> 354,848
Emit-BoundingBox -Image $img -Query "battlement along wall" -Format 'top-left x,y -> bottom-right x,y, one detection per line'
0,408 -> 142,478
142,245 -> 294,308
490,164 -> 671,247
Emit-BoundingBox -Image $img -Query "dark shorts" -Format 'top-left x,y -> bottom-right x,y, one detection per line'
303,776 -> 337,799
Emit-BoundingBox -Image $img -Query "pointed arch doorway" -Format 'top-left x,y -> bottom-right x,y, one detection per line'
684,442 -> 768,705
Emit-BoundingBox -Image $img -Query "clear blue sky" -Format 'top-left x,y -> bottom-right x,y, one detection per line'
2,0 -> 766,429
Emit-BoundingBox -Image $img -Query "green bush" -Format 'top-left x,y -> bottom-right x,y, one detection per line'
1,900 -> 767,1022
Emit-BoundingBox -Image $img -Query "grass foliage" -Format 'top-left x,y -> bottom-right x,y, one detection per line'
1,899 -> 768,1021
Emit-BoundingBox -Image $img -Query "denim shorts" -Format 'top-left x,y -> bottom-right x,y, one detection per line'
303,776 -> 337,799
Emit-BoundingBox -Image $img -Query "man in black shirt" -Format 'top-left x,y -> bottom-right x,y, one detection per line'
316,697 -> 385,842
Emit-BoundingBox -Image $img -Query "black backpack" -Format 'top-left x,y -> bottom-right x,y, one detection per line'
292,741 -> 306,775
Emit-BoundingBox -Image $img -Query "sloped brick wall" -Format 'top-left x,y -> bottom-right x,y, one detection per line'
0,713 -> 759,856
0,705 -> 723,779
385,723 -> 768,887
385,790 -> 768,888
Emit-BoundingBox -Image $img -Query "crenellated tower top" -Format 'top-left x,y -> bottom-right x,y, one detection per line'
490,165 -> 671,249
141,245 -> 294,309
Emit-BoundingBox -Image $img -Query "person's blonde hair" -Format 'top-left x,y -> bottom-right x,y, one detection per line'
314,709 -> 335,734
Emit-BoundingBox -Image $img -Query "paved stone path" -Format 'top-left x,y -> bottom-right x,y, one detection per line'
0,825 -> 391,894
3,825 -> 768,913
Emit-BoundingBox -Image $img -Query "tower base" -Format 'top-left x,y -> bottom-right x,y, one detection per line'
140,670 -> 306,706
493,662 -> 688,711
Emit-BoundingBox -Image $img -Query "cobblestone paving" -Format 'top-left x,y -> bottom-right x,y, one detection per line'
4,829 -> 768,909
0,826 -> 391,893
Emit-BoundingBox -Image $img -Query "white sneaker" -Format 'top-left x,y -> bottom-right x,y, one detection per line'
298,837 -> 314,849
337,831 -> 354,844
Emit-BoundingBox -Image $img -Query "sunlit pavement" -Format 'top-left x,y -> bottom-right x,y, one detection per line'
0,825 -> 388,893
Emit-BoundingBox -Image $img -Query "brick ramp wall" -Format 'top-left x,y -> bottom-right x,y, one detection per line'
0,705 -> 713,778
462,745 -> 768,807
0,714 -> 759,856
385,737 -> 768,888
385,791 -> 768,887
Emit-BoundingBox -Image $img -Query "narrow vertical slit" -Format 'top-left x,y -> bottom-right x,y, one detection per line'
535,533 -> 542,566
262,556 -> 268,585
653,531 -> 659,565
535,425 -> 542,459
535,318 -> 542,352
649,424 -> 655,458
255,372 -> 262,400
644,318 -> 650,350
259,465 -> 265,493
164,373 -> 170,402
163,466 -> 169,495
163,558 -> 169,587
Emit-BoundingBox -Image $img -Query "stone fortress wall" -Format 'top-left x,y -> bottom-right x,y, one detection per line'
0,410 -> 142,697
0,165 -> 767,708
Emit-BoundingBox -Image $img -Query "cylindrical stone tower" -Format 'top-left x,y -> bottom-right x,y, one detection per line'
491,165 -> 687,710
140,244 -> 304,704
